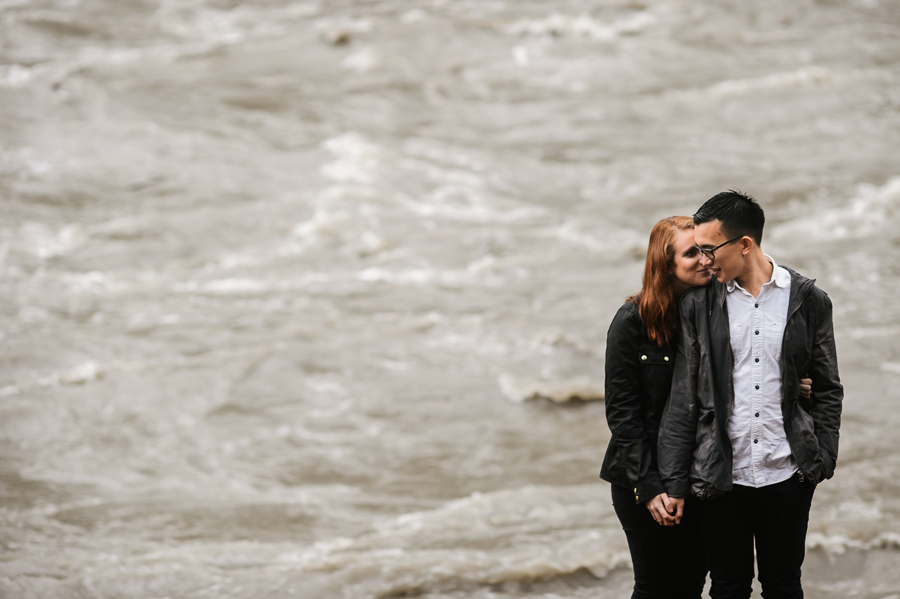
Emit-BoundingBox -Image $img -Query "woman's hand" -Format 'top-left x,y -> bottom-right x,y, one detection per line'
645,493 -> 681,527
800,376 -> 812,398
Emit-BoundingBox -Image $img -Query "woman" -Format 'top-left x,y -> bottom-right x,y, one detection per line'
599,216 -> 811,599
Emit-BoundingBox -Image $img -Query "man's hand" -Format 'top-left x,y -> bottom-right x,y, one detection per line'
669,497 -> 684,524
800,376 -> 812,398
645,493 -> 682,527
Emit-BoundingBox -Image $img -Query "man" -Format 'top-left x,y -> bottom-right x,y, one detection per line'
658,191 -> 843,599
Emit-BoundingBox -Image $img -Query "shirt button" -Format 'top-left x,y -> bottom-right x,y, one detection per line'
753,439 -> 758,444
755,330 -> 759,335
641,355 -> 647,361
755,385 -> 760,390
755,358 -> 759,362
755,304 -> 759,308
636,496 -> 640,501
634,488 -> 638,493
755,412 -> 760,417
664,356 -> 669,362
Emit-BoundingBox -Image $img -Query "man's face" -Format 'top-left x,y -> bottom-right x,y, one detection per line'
693,220 -> 745,283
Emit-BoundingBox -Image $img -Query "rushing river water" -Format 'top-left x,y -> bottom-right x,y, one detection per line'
2,1 -> 900,597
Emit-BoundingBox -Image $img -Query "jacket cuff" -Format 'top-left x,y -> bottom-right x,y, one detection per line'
632,473 -> 666,504
663,480 -> 689,499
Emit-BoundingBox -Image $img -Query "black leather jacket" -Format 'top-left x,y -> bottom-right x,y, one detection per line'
658,267 -> 843,500
599,300 -> 677,504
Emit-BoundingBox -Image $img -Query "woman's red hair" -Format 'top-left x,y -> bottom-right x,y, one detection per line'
628,216 -> 695,347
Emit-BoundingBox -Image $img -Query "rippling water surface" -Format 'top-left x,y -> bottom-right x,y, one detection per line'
2,1 -> 900,597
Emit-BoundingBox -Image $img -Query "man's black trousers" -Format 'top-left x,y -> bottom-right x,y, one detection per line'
695,473 -> 816,599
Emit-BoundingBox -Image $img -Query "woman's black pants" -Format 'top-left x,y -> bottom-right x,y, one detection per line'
611,484 -> 707,599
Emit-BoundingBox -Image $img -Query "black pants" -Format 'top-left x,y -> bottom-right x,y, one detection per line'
611,484 -> 707,599
695,474 -> 816,599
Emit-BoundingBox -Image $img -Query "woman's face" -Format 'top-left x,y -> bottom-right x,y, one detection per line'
669,228 -> 712,293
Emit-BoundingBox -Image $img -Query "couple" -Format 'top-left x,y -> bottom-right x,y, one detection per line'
600,191 -> 843,599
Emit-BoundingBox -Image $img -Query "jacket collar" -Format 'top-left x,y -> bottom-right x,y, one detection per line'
782,265 -> 816,316
710,263 -> 814,313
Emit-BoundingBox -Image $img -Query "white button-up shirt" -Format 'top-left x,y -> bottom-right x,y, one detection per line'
726,256 -> 796,487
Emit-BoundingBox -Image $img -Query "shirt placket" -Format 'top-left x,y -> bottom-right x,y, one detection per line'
750,288 -> 764,485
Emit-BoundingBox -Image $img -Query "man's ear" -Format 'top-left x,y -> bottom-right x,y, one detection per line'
741,236 -> 753,256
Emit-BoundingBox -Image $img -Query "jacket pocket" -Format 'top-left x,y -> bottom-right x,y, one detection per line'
637,348 -> 673,393
790,402 -> 823,478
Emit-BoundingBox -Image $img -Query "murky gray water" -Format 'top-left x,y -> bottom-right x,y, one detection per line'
2,1 -> 900,597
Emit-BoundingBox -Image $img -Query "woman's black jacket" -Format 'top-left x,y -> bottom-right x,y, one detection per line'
600,300 -> 675,505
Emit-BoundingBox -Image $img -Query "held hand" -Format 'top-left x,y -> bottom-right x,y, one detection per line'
670,497 -> 684,525
645,493 -> 678,527
800,376 -> 812,399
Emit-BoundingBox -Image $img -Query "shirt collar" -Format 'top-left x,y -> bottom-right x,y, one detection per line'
725,254 -> 790,293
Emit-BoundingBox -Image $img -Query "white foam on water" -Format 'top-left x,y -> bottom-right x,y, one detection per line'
660,66 -> 876,104
881,363 -> 900,375
0,42 -> 207,89
512,45 -> 530,67
0,146 -> 51,177
807,532 -> 900,555
196,277 -> 271,294
341,47 -> 381,73
0,63 -> 33,87
615,12 -> 655,36
503,12 -> 654,40
61,270 -> 116,293
0,361 -> 102,397
320,132 -> 383,184
54,362 -> 102,385
0,483 -> 627,597
400,186 -> 546,224
356,264 -> 503,288
707,66 -> 833,98
173,273 -> 338,295
285,485 -> 629,596
17,222 -> 87,259
401,139 -> 491,174
158,1 -> 321,43
0,2 -> 321,91
771,176 -> 900,242
498,374 -> 604,404
823,498 -> 885,522
554,221 -> 646,256
401,9 -> 428,24
288,208 -> 355,248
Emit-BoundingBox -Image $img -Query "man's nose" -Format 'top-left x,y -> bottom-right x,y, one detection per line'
699,253 -> 713,266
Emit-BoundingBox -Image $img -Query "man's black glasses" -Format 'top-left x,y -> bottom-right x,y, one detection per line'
695,235 -> 742,261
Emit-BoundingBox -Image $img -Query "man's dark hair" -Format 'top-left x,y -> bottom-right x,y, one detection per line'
693,190 -> 765,246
